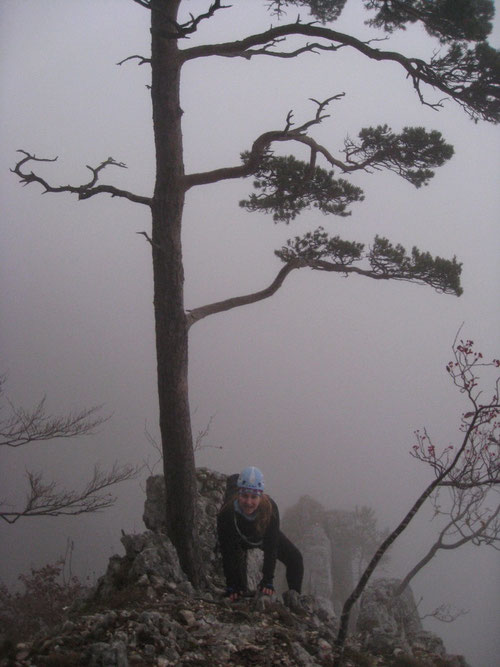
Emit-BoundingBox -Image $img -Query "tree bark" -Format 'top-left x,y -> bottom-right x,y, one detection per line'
150,0 -> 201,585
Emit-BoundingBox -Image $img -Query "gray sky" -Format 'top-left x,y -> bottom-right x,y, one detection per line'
1,2 -> 499,664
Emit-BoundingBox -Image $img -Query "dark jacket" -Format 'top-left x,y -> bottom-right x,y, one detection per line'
217,495 -> 280,591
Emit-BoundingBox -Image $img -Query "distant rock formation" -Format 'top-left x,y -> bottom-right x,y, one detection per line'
280,495 -> 469,666
280,496 -> 360,614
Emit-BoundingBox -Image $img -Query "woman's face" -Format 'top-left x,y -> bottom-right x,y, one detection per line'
238,490 -> 262,515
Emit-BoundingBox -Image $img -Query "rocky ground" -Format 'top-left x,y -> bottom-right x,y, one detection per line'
1,580 -> 467,666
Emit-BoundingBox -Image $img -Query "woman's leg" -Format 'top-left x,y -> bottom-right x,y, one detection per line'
236,547 -> 249,591
277,532 -> 304,593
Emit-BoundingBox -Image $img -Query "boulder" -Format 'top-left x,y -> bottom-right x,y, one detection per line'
356,577 -> 467,664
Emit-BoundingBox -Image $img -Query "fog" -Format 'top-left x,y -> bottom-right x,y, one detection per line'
1,2 -> 499,665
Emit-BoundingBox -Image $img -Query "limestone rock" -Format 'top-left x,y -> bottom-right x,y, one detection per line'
355,578 -> 469,665
140,467 -> 261,591
16,589 -> 341,666
94,531 -> 187,600
300,523 -> 335,616
357,578 -> 422,654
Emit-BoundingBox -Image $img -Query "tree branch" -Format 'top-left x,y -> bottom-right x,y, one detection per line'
0,377 -> 141,524
232,39 -> 346,60
117,54 -> 151,66
396,498 -> 499,595
334,413 -> 482,665
181,23 -> 499,122
306,258 -> 459,293
181,23 -> 415,63
0,395 -> 108,449
0,464 -> 140,524
11,151 -> 152,206
187,229 -> 462,329
333,339 -> 499,665
183,130 -> 301,190
184,96 -> 350,190
186,260 -> 304,328
186,99 -> 454,197
147,0 -> 231,39
419,602 -> 469,624
276,232 -> 462,294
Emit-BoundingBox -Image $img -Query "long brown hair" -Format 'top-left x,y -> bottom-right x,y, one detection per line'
255,493 -> 273,536
224,492 -> 274,537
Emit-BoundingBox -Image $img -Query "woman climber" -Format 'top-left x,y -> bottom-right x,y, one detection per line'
217,466 -> 304,602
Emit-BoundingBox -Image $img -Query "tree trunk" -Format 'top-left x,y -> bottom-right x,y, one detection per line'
150,0 -> 201,585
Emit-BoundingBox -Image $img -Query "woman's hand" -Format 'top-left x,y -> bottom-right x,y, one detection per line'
258,580 -> 274,596
226,587 -> 243,601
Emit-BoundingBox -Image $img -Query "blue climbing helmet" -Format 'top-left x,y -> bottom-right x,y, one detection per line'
237,466 -> 265,494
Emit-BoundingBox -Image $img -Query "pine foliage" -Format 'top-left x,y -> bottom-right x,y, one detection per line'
275,228 -> 463,295
239,154 -> 364,223
345,126 -> 454,187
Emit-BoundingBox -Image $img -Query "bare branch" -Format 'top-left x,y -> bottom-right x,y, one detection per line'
142,421 -> 163,476
397,339 -> 500,590
0,377 -> 140,524
11,151 -> 152,207
117,54 -> 151,66
0,464 -> 141,524
149,0 -> 232,39
176,1 -> 231,38
411,339 -> 500,490
396,490 -> 499,595
194,414 -> 222,453
0,395 -> 108,448
136,230 -> 160,249
237,39 -> 346,60
420,602 -> 469,624
181,23 -> 414,63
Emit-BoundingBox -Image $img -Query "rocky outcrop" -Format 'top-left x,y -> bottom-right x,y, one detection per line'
95,468 -> 262,600
5,577 -> 468,667
357,578 -> 423,652
9,586 -> 340,666
93,531 -> 192,602
1,469 -> 470,666
355,578 -> 470,664
356,578 -> 471,665
141,469 -> 227,591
